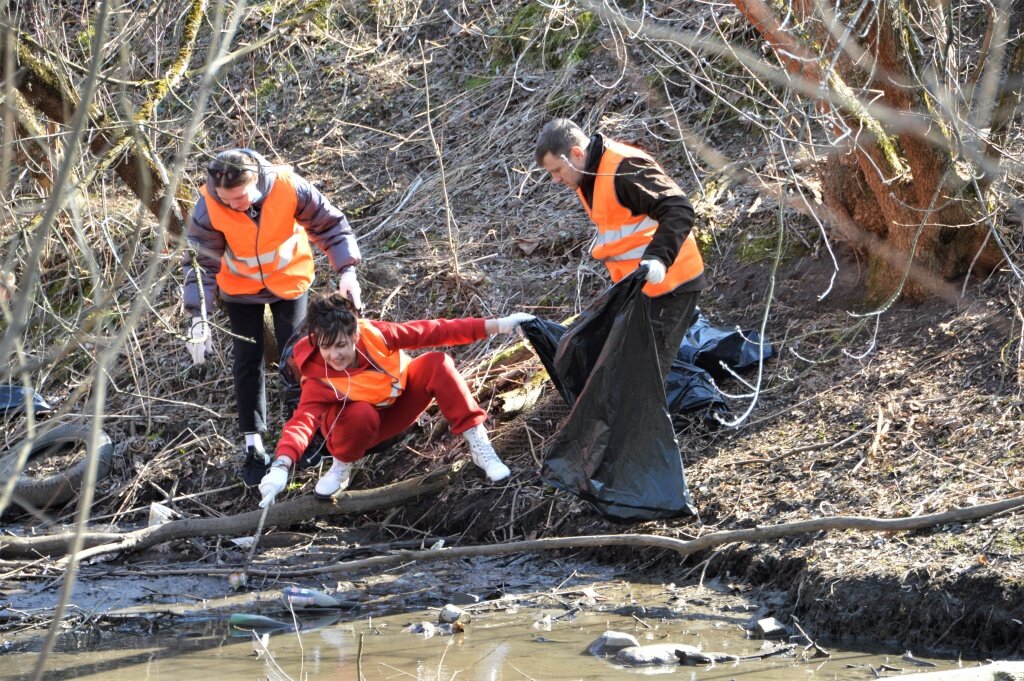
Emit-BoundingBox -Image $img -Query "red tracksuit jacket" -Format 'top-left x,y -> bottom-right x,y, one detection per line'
275,318 -> 487,462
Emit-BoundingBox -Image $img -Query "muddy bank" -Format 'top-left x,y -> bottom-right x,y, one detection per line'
725,547 -> 1024,657
357,262 -> 1024,660
2,554 -> 978,680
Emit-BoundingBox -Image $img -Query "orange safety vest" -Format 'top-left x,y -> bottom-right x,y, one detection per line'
201,169 -> 315,299
576,139 -> 704,297
309,320 -> 410,407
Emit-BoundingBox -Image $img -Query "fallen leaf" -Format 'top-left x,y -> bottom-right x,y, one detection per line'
514,238 -> 541,255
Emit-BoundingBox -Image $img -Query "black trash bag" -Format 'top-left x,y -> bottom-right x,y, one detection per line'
520,316 -> 732,418
523,300 -> 772,425
519,317 -> 572,403
661,311 -> 772,418
0,385 -> 52,416
279,328 -> 328,470
521,270 -> 647,406
676,310 -> 773,378
523,270 -> 697,522
664,360 -> 726,414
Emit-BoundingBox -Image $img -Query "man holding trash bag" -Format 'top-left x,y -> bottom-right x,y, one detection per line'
531,119 -> 705,521
534,118 -> 705,378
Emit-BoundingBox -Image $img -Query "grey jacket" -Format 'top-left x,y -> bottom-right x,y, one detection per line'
182,149 -> 360,317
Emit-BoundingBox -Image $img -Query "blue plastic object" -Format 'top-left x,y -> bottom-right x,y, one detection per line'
0,386 -> 52,415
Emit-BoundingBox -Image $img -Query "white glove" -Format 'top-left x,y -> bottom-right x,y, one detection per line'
186,316 -> 213,365
338,269 -> 363,312
494,313 -> 536,334
258,460 -> 290,508
639,259 -> 666,285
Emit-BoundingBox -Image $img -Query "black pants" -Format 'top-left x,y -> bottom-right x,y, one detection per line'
649,287 -> 700,382
223,294 -> 307,435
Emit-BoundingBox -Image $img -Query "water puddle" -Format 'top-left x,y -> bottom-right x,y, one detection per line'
3,561 -> 963,680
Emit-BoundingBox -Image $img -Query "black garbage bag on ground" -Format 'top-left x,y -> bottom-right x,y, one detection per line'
664,310 -> 773,417
521,270 -> 697,522
664,360 -> 726,415
677,310 -> 773,378
0,385 -> 52,416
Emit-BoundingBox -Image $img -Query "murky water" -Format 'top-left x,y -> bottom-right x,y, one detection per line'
3,570 -> 962,681
5,611 -> 957,681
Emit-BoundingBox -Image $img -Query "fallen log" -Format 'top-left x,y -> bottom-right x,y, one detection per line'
6,480 -> 1024,568
102,492 -> 1024,580
0,464 -> 459,560
256,491 -> 1024,577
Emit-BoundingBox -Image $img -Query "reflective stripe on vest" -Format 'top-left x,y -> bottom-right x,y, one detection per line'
576,139 -> 704,297
201,169 -> 315,299
310,320 -> 409,407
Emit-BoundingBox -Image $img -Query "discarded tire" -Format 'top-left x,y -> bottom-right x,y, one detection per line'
0,423 -> 113,512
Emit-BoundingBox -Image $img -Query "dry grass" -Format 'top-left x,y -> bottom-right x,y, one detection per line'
3,0 -> 1024,655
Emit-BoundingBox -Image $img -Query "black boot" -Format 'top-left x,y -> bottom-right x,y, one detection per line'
241,444 -> 270,486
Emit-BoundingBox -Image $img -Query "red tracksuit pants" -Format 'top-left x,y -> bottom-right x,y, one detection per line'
319,351 -> 486,463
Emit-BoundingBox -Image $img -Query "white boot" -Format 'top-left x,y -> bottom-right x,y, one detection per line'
315,458 -> 354,497
462,424 -> 510,482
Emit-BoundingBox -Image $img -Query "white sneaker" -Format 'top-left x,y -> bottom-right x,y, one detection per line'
462,424 -> 510,482
314,459 -> 354,497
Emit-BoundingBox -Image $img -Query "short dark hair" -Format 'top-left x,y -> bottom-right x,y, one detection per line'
307,291 -> 359,347
534,119 -> 589,166
207,150 -> 258,189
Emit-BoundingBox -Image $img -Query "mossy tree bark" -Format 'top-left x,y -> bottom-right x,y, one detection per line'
0,4 -> 209,238
732,0 -> 1013,302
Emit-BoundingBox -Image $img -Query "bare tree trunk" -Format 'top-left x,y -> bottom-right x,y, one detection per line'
2,32 -> 190,236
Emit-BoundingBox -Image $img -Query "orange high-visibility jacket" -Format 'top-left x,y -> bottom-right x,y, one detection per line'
576,139 -> 704,297
200,170 -> 315,299
307,320 -> 410,407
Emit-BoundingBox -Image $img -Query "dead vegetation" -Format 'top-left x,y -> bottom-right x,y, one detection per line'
2,0 -> 1024,661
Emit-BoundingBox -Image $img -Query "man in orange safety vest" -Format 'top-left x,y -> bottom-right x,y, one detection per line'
535,119 -> 706,380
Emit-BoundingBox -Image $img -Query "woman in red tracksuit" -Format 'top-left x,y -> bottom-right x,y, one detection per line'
257,292 -> 534,506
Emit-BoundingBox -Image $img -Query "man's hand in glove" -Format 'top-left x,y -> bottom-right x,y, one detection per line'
639,259 -> 666,285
